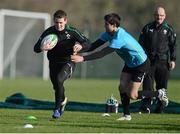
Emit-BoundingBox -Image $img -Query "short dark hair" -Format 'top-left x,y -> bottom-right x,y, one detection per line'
53,10 -> 67,20
104,13 -> 121,27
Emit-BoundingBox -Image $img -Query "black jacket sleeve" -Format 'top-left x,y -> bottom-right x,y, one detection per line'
139,26 -> 147,49
72,29 -> 91,52
34,37 -> 42,53
87,39 -> 106,52
83,47 -> 115,61
168,27 -> 177,61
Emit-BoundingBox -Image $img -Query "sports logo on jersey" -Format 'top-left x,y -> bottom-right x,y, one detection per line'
149,29 -> 154,32
65,31 -> 71,39
163,29 -> 167,35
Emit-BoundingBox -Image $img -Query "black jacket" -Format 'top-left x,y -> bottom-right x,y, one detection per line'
139,21 -> 176,62
34,24 -> 90,62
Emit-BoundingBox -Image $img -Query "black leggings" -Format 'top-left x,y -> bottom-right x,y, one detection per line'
141,60 -> 169,109
49,61 -> 75,110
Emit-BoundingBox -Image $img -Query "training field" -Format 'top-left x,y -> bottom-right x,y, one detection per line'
0,78 -> 180,133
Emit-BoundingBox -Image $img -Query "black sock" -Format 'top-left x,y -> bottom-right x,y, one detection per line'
138,90 -> 158,99
120,93 -> 130,115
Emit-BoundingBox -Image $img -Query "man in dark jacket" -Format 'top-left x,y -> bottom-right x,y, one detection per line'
34,10 -> 90,118
139,6 -> 177,113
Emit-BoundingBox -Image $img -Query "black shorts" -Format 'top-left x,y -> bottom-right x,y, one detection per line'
122,59 -> 150,82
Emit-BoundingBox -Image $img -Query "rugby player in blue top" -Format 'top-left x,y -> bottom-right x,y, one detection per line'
71,13 -> 169,121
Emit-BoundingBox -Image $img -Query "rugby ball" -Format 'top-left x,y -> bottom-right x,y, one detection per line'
40,34 -> 58,50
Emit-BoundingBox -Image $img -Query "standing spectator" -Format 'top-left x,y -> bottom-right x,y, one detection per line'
34,10 -> 90,118
139,6 -> 177,113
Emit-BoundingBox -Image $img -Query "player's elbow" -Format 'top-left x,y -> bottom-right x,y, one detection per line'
33,45 -> 42,53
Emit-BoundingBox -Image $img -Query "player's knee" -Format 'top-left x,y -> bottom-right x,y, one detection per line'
129,92 -> 138,100
57,75 -> 65,84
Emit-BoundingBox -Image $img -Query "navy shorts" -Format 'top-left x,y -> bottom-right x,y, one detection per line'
122,59 -> 150,82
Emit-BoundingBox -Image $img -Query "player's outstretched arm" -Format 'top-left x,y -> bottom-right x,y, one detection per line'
71,46 -> 115,63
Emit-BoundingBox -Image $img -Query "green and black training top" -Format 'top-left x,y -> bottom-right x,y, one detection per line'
34,24 -> 90,62
139,21 -> 177,62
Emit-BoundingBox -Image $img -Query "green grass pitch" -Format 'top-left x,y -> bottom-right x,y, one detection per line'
0,78 -> 180,133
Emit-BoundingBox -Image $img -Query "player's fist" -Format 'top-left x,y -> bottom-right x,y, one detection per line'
71,55 -> 84,63
73,42 -> 82,55
169,61 -> 175,70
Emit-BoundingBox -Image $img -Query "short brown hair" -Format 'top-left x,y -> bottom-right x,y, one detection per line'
53,10 -> 67,20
